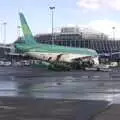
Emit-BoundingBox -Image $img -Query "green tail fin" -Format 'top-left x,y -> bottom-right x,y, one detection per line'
19,12 -> 37,45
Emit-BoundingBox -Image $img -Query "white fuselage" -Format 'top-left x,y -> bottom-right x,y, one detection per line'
26,52 -> 99,65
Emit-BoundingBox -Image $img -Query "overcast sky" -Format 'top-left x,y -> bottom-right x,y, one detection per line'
1,0 -> 120,43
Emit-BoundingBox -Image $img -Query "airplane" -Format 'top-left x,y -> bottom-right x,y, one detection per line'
15,12 -> 99,70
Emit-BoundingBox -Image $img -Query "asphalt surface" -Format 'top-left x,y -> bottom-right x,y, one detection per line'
93,104 -> 120,120
0,66 -> 120,120
0,97 -> 109,120
0,66 -> 120,102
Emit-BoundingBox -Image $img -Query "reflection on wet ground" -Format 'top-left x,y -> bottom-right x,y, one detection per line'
0,66 -> 120,104
1,66 -> 120,119
1,78 -> 120,104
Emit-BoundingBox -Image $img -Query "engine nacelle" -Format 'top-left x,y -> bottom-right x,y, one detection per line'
71,58 -> 94,69
48,62 -> 71,71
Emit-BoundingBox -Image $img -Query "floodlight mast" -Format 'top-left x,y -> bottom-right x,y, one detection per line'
49,6 -> 55,46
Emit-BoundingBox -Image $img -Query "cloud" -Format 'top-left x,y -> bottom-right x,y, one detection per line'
77,0 -> 120,11
88,20 -> 120,39
77,0 -> 100,9
108,0 -> 120,11
66,20 -> 120,39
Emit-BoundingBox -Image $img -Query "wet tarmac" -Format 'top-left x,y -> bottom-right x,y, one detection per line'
0,66 -> 120,120
93,104 -> 120,120
0,66 -> 120,103
0,97 -> 108,120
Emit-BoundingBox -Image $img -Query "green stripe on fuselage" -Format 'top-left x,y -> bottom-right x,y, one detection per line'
16,43 -> 98,56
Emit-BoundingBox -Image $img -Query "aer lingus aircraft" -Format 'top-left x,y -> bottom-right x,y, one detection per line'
15,13 -> 99,69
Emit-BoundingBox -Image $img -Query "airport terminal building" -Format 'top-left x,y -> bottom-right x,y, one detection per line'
14,27 -> 120,62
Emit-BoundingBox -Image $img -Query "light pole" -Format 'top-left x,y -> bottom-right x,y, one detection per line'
110,26 -> 115,61
112,26 -> 115,41
0,22 -> 2,43
3,22 -> 7,44
17,25 -> 21,38
49,6 -> 55,46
